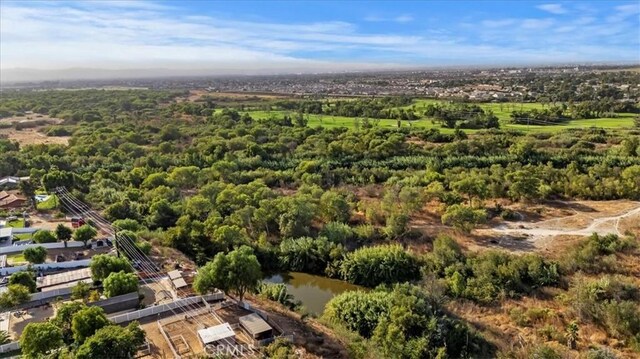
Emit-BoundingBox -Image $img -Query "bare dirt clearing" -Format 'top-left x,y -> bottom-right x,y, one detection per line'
0,114 -> 69,146
477,200 -> 640,252
0,129 -> 69,146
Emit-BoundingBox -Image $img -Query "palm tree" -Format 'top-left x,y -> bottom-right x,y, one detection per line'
565,321 -> 579,350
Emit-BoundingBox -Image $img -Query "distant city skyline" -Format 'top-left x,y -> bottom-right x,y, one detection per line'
1,0 -> 639,81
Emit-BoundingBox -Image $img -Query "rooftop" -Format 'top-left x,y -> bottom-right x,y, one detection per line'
172,277 -> 187,289
239,313 -> 272,336
167,270 -> 182,280
197,322 -> 235,345
0,228 -> 12,238
36,267 -> 92,289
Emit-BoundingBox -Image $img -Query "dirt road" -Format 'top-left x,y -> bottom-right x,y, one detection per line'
491,202 -> 640,242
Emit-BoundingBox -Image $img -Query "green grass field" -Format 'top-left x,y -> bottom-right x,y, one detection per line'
36,194 -> 58,211
243,103 -> 636,133
6,253 -> 26,265
7,219 -> 24,228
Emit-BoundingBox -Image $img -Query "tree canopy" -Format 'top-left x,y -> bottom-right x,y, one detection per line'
23,246 -> 47,264
89,254 -> 133,281
103,271 -> 138,298
193,245 -> 261,302
20,322 -> 64,359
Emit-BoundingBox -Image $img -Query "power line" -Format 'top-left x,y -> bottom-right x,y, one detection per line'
55,188 -> 242,352
56,189 -> 245,355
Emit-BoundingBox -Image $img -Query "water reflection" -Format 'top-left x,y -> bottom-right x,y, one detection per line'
263,272 -> 364,315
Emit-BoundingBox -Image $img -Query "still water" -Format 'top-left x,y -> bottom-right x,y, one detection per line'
263,272 -> 364,315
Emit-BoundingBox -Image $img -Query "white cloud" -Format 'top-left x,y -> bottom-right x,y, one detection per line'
607,3 -> 640,22
0,0 -> 638,81
521,18 -> 555,30
537,3 -> 567,15
394,15 -> 414,23
481,19 -> 516,28
364,14 -> 414,23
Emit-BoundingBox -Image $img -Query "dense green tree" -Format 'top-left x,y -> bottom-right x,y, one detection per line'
103,271 -> 139,298
72,306 -> 110,344
33,229 -> 57,243
340,245 -> 421,287
20,322 -> 63,359
41,170 -> 74,192
451,175 -> 489,206
19,179 -> 37,209
51,301 -> 87,343
147,199 -> 179,229
89,254 -> 132,281
0,284 -> 31,309
23,246 -> 47,264
276,196 -> 317,238
279,236 -> 341,274
71,281 -> 92,302
319,191 -> 351,223
112,218 -> 143,231
194,245 -> 261,302
75,322 -> 145,359
209,224 -> 248,252
55,223 -> 73,246
8,271 -> 36,293
506,170 -> 540,201
441,204 -> 487,233
73,224 -> 97,246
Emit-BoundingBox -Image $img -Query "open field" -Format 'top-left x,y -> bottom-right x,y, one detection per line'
35,195 -> 58,211
0,114 -> 69,146
243,108 -> 637,133
476,200 -> 640,253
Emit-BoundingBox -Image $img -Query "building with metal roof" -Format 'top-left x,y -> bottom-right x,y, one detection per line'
239,313 -> 273,339
168,270 -> 182,280
172,277 -> 188,289
36,267 -> 92,289
197,323 -> 236,346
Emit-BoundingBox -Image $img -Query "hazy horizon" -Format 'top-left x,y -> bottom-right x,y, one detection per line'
1,0 -> 639,83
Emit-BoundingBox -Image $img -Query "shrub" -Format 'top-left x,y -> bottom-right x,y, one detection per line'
257,283 -> 297,310
383,212 -> 409,238
33,230 -> 57,243
462,251 -> 559,303
279,237 -> 342,274
103,271 -> 139,298
339,245 -> 421,287
319,222 -> 354,244
530,344 -> 562,359
586,348 -> 618,359
568,275 -> 639,344
324,284 -> 492,358
562,233 -> 636,273
352,224 -> 379,243
24,246 -> 47,264
441,204 -> 487,233
9,271 -> 36,293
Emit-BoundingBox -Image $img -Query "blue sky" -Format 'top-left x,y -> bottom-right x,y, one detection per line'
1,0 -> 639,73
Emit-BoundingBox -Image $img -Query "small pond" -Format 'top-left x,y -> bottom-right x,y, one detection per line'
263,272 -> 364,315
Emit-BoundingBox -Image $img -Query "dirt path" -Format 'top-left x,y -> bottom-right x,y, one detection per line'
488,202 -> 640,248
